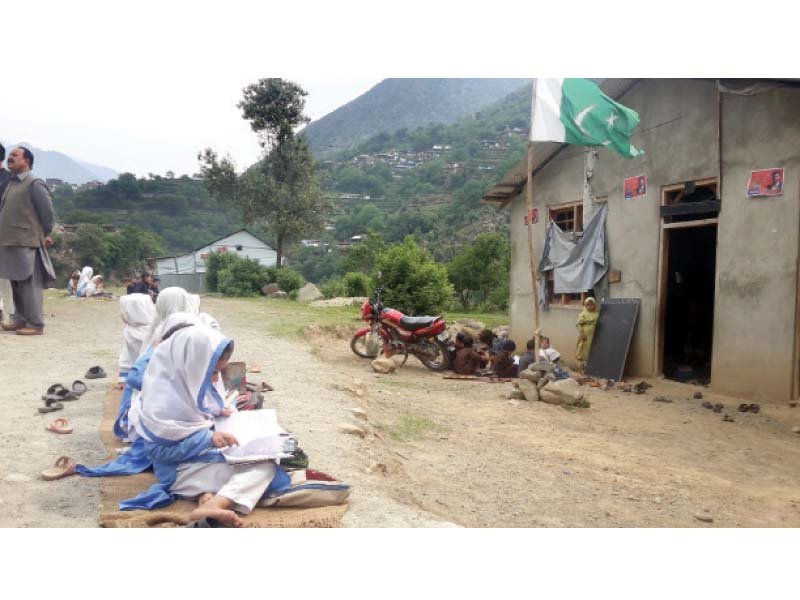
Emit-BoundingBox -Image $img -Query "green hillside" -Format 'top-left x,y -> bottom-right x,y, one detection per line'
51,174 -> 243,254
301,78 -> 529,158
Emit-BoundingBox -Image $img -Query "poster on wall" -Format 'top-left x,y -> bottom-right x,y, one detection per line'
747,167 -> 784,198
523,207 -> 539,225
624,175 -> 647,199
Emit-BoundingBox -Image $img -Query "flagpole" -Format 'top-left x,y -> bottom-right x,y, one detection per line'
526,80 -> 541,335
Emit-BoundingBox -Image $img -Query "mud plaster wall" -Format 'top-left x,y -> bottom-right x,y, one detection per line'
509,80 -> 800,401
712,85 -> 800,402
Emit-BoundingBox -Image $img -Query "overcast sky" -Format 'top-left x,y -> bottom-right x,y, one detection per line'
1,1 -> 788,178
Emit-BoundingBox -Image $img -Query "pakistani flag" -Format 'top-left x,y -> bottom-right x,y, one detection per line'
530,78 -> 643,158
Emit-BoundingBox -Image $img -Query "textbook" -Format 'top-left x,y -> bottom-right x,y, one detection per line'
214,409 -> 296,465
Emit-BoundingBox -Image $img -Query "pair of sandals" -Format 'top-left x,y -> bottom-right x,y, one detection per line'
738,403 -> 761,413
38,381 -> 87,413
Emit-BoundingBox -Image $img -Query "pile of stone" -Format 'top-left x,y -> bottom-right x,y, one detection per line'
513,361 -> 587,407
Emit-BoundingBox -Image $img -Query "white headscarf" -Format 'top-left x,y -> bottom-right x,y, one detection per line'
136,322 -> 232,443
83,275 -> 103,297
118,294 -> 157,381
199,312 -> 219,330
128,311 -> 217,441
77,266 -> 93,289
140,287 -> 201,355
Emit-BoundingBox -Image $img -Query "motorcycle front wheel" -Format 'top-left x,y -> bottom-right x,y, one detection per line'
350,331 -> 381,358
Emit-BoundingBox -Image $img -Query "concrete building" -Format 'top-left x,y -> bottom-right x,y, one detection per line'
154,229 -> 278,292
483,79 -> 800,402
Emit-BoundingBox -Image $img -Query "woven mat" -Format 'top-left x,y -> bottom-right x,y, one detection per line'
97,389 -> 347,528
442,375 -> 514,383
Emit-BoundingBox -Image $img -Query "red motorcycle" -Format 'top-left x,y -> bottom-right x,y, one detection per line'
350,287 -> 450,371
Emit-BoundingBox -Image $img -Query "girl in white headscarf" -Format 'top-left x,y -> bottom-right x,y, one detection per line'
139,287 -> 201,355
118,293 -> 157,385
76,266 -> 93,297
82,275 -> 104,298
122,324 -> 283,526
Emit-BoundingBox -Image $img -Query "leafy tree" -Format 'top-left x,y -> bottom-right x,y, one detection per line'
343,232 -> 386,273
201,78 -> 331,267
374,237 -> 453,315
447,233 -> 511,309
70,224 -> 110,268
238,78 -> 310,148
342,271 -> 372,297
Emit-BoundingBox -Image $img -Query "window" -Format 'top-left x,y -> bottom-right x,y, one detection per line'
547,202 -> 587,307
549,203 -> 583,233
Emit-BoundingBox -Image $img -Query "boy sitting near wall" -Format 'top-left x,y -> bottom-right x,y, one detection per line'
452,334 -> 482,376
538,336 -> 561,363
492,340 -> 518,378
518,339 -> 537,372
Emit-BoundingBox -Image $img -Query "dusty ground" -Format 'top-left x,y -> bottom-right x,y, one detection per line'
2,292 -> 800,527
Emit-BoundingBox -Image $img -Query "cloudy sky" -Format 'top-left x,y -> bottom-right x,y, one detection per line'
0,1 -> 783,178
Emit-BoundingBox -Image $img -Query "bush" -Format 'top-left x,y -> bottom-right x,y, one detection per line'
205,251 -> 240,292
274,267 -> 305,294
343,271 -> 372,297
320,277 -> 347,299
374,237 -> 453,315
214,254 -> 271,296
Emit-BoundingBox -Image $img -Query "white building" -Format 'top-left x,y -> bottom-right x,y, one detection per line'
154,229 -> 278,292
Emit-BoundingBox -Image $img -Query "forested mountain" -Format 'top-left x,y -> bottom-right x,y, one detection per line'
301,78 -> 529,158
51,174 -> 243,254
1,141 -> 118,184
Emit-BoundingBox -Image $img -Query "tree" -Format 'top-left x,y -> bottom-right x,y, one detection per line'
238,78 -> 310,148
200,78 -> 331,267
375,237 -> 453,315
70,224 -> 110,269
447,233 -> 511,310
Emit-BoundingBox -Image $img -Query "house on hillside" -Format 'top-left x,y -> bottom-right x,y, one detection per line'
154,229 -> 278,292
483,79 -> 800,403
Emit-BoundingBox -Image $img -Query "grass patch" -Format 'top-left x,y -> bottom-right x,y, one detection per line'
382,413 -> 440,442
208,296 -> 508,341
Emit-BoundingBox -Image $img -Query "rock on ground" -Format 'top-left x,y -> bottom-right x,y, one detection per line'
539,378 -> 585,406
371,357 -> 396,374
519,369 -> 542,383
269,291 -> 289,299
518,379 -> 541,403
297,283 -> 324,303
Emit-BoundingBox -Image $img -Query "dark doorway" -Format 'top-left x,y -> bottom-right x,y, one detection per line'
662,225 -> 717,384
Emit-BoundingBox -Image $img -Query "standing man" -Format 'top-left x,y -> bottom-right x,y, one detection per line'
0,143 -> 15,326
0,147 -> 56,335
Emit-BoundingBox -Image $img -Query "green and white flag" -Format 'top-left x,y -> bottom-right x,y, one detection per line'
530,78 -> 643,158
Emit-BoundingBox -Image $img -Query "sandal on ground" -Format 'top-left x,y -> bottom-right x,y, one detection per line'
46,383 -> 67,395
748,403 -> 760,413
72,380 -> 88,396
41,456 -> 77,481
38,401 -> 64,414
42,389 -> 79,403
738,403 -> 750,412
46,418 -> 73,434
85,366 -> 107,379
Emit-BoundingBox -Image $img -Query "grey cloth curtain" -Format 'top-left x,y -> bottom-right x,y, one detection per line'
538,203 -> 609,310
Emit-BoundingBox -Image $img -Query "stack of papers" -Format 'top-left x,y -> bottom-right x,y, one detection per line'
214,409 -> 296,465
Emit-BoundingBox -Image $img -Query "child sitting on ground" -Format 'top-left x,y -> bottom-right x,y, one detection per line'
452,334 -> 482,376
492,340 -> 519,378
539,336 -> 561,363
518,338 -> 537,372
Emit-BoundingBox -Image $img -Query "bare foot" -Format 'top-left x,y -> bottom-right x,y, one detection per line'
188,506 -> 244,527
198,492 -> 214,506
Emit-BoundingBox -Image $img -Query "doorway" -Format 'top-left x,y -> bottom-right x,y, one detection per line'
657,179 -> 720,384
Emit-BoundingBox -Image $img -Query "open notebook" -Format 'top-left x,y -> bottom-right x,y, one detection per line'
214,409 -> 296,465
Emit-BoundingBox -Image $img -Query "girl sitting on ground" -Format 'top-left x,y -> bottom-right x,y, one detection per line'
117,293 -> 156,388
122,323 -> 286,525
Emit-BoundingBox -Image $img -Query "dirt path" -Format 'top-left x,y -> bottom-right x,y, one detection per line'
2,292 -> 799,527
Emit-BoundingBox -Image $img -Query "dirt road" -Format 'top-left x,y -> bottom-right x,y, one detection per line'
2,292 -> 799,527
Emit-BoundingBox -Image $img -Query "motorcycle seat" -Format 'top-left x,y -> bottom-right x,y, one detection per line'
398,316 -> 440,330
